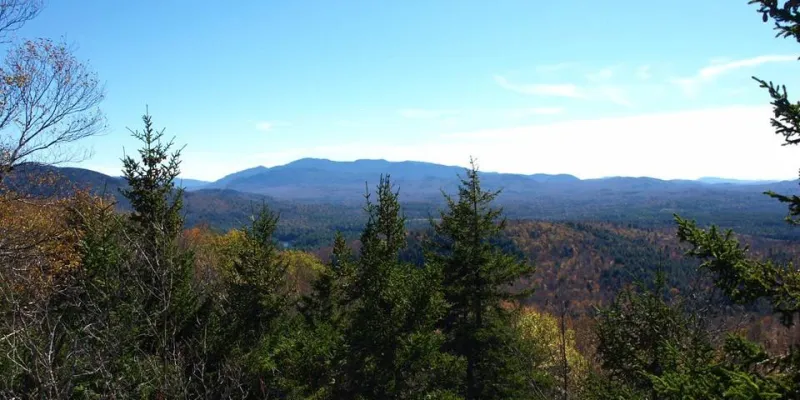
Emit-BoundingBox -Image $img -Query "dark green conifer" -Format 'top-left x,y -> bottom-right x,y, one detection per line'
120,112 -> 184,244
427,158 -> 537,400
337,175 -> 460,399
118,111 -> 207,396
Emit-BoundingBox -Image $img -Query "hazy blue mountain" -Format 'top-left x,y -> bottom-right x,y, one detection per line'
210,165 -> 270,187
177,178 -> 210,189
12,160 -> 798,205
197,158 -> 797,205
203,158 -> 583,202
697,177 -> 783,185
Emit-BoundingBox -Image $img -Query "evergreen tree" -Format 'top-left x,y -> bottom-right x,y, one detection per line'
588,274 -> 715,399
670,2 -> 800,397
214,204 -> 294,398
427,158 -> 537,400
336,175 -> 460,399
749,0 -> 800,226
120,112 -> 184,245
118,112 -> 208,396
282,231 -> 355,399
302,231 -> 354,328
226,206 -> 288,350
65,196 -> 135,397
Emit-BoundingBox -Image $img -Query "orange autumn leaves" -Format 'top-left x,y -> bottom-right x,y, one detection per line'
0,192 -> 86,282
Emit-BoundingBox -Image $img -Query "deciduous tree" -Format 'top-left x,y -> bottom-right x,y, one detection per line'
0,0 -> 105,184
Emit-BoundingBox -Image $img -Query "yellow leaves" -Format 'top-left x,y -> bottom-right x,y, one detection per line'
278,250 -> 325,296
2,72 -> 29,87
279,250 -> 325,274
180,225 -> 325,296
514,306 -> 590,389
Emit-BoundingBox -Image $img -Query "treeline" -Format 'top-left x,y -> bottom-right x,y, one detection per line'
3,112 -> 800,399
0,116 -> 584,398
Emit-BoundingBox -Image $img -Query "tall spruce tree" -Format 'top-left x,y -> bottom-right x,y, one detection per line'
302,231 -> 354,329
427,158 -> 537,400
337,175 -> 460,399
118,112 -> 206,396
121,112 -> 185,246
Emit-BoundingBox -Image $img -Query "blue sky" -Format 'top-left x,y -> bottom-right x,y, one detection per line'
12,0 -> 800,180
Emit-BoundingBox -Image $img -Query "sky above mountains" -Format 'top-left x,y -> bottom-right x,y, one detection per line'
12,0 -> 800,181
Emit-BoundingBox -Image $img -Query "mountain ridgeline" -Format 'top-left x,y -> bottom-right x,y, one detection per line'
9,158 -> 800,247
199,158 -> 796,204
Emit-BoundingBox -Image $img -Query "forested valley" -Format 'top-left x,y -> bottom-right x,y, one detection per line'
4,1 -> 800,399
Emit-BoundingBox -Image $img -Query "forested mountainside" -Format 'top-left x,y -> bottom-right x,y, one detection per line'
314,220 -> 797,318
9,150 -> 796,397
9,161 -> 800,248
11,162 -> 798,315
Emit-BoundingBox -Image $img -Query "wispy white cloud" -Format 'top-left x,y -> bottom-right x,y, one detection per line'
597,86 -> 633,107
635,65 -> 651,80
673,54 -> 798,96
585,67 -> 615,83
394,106 -> 565,124
495,74 -> 632,107
494,75 -> 584,98
255,120 -> 291,132
701,55 -> 797,78
255,122 -> 275,131
397,108 -> 461,119
534,62 -> 579,73
503,107 -> 565,118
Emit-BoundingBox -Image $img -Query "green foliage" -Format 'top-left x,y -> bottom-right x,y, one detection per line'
216,205 -> 294,395
278,231 -> 355,399
647,334 -> 792,400
272,176 -> 467,399
586,272 -> 793,399
427,159 -> 537,400
675,216 -> 800,326
225,206 -> 288,347
117,112 -> 212,397
336,175 -> 461,399
591,274 -> 715,398
120,112 -> 184,241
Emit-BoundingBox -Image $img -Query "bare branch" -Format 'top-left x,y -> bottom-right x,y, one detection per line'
0,0 -> 43,43
0,38 -> 106,183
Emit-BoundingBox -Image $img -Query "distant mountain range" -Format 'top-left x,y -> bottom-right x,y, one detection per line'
7,159 -> 800,245
177,158 -> 796,204
696,177 -> 783,185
